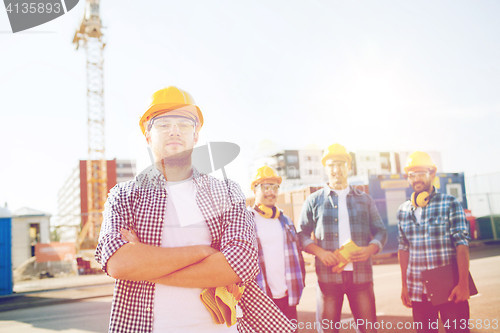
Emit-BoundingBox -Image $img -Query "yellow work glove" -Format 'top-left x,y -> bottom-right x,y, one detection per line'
200,288 -> 225,324
200,285 -> 245,327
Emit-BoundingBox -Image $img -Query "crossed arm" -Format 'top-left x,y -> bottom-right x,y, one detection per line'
106,228 -> 241,288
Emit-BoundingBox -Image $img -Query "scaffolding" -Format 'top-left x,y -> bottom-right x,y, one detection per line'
72,0 -> 106,251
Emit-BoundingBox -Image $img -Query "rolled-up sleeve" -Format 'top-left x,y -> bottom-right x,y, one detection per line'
297,196 -> 316,249
449,196 -> 470,247
95,184 -> 130,275
367,197 -> 387,254
219,181 -> 259,285
397,205 -> 410,252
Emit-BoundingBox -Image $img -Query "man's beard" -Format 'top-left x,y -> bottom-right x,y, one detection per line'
161,148 -> 193,167
413,181 -> 431,194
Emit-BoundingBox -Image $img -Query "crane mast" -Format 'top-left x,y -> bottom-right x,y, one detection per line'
72,0 -> 106,251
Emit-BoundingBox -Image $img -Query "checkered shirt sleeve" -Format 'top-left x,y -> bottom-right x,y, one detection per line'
254,221 -> 268,296
397,192 -> 470,302
281,214 -> 306,306
297,185 -> 387,284
194,175 -> 259,284
96,184 -> 134,275
253,210 -> 305,307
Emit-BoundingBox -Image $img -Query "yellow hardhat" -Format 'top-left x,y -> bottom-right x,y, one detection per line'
139,86 -> 204,135
404,151 -> 437,174
251,166 -> 282,190
321,143 -> 352,166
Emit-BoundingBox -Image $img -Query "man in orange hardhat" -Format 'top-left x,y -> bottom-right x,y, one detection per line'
249,166 -> 305,327
297,143 -> 387,333
96,86 -> 294,332
398,151 -> 471,333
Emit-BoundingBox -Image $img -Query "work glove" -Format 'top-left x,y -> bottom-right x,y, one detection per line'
200,284 -> 245,327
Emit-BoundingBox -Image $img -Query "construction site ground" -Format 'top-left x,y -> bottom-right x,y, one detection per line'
0,274 -> 114,312
1,239 -> 498,314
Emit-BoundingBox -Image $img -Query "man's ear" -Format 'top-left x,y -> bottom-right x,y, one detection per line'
145,131 -> 152,145
193,131 -> 199,145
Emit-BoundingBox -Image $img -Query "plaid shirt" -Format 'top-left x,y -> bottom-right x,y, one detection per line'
297,185 -> 387,284
397,190 -> 470,302
95,166 -> 295,333
250,209 -> 306,307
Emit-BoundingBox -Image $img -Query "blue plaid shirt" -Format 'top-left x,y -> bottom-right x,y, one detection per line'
297,185 -> 387,284
398,189 -> 470,302
251,209 -> 306,307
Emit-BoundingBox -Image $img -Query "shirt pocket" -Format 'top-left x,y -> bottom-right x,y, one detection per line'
427,217 -> 449,238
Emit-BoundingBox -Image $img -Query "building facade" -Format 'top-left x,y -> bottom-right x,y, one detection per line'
252,147 -> 327,191
55,159 -> 136,242
252,144 -> 442,189
11,207 -> 51,269
348,151 -> 443,185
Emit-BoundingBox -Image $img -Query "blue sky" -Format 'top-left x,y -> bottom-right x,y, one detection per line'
1,0 -> 499,215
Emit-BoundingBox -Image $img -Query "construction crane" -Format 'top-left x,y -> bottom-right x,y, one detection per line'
72,0 -> 107,251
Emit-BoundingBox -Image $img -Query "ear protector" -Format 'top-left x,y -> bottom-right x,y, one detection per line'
411,191 -> 434,208
254,204 -> 280,219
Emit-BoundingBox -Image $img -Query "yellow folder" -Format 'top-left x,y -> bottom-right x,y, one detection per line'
331,239 -> 361,273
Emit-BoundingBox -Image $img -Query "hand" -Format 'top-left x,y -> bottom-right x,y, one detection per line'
317,250 -> 340,267
448,283 -> 470,303
226,284 -> 244,302
401,286 -> 412,308
350,244 -> 378,262
331,264 -> 345,274
120,228 -> 140,243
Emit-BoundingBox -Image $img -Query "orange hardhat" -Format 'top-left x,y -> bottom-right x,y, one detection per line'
251,166 -> 282,190
321,143 -> 352,166
139,86 -> 204,135
404,151 -> 437,174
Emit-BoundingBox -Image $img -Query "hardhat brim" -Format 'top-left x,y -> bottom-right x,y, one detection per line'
404,165 -> 437,174
321,153 -> 352,167
251,176 -> 282,190
140,103 -> 204,135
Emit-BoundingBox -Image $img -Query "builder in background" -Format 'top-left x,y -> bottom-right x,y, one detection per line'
249,166 -> 305,326
95,86 -> 294,333
297,143 -> 387,333
398,151 -> 471,333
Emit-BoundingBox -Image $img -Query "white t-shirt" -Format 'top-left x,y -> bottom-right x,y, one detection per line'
415,207 -> 423,225
332,187 -> 353,271
153,177 -> 236,333
253,209 -> 287,299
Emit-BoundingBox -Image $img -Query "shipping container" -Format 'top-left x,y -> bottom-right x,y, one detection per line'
368,173 -> 469,253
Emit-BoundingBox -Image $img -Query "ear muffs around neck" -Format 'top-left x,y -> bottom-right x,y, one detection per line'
411,191 -> 432,208
254,205 -> 280,219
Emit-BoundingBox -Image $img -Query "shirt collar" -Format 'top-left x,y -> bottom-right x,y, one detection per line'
136,165 -> 204,190
323,184 -> 354,197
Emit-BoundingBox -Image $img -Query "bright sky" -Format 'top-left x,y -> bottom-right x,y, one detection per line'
1,0 -> 499,216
